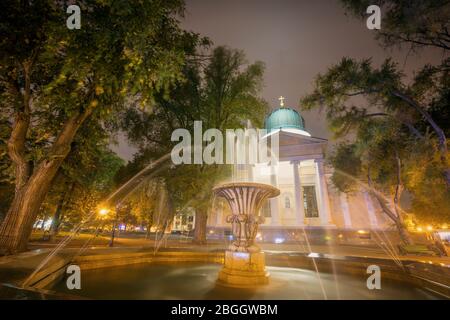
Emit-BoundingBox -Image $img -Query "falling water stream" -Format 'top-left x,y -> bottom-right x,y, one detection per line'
22,153 -> 173,287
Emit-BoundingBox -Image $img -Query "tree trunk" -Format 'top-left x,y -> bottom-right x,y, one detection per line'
145,221 -> 152,240
394,219 -> 413,245
370,191 -> 413,245
49,182 -> 75,242
367,163 -> 413,245
49,194 -> 66,242
8,112 -> 31,192
0,173 -> 57,254
8,61 -> 33,193
40,214 -> 47,230
0,108 -> 93,255
193,209 -> 207,245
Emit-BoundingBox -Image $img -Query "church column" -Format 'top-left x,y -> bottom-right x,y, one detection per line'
315,159 -> 332,225
270,162 -> 280,225
248,164 -> 254,182
292,160 -> 305,226
363,191 -> 378,228
339,192 -> 352,228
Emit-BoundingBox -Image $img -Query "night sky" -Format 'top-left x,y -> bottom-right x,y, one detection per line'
111,0 -> 445,161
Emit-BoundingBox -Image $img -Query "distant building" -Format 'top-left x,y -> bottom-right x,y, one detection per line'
172,208 -> 195,233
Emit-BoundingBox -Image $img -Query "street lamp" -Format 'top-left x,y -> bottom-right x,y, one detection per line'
99,208 -> 109,216
97,205 -> 119,247
109,207 -> 119,247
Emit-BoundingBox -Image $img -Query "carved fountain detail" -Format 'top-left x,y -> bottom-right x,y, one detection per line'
213,182 -> 280,286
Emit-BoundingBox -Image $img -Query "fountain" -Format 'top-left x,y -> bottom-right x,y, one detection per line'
4,163 -> 446,299
213,182 -> 280,287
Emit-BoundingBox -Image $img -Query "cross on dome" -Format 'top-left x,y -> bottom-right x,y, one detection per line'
278,96 -> 285,107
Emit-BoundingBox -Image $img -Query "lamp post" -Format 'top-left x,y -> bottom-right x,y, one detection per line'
98,207 -> 117,247
109,208 -> 119,247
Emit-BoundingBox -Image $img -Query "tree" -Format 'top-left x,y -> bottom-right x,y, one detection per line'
301,0 -> 450,235
302,58 -> 450,238
328,119 -> 416,244
121,46 -> 268,244
338,0 -> 450,186
0,116 -> 14,222
341,0 -> 450,51
302,58 -> 449,187
47,142 -> 124,240
0,0 -> 198,254
126,179 -> 173,238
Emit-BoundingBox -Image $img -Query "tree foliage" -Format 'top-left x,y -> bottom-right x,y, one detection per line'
119,46 -> 268,243
0,0 -> 201,254
302,1 -> 450,229
341,0 -> 450,51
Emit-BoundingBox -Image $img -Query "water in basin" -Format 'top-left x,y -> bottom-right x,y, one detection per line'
50,263 -> 437,300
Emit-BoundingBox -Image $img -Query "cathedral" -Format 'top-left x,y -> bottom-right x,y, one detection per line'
204,98 -> 396,243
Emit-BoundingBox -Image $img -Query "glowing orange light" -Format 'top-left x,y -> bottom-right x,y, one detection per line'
99,208 -> 109,216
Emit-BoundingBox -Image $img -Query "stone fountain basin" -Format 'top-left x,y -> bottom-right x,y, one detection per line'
2,248 -> 446,299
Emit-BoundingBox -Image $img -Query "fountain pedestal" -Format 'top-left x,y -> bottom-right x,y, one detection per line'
218,251 -> 268,286
213,182 -> 280,287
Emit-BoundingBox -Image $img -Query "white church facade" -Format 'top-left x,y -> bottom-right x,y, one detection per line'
205,100 -> 396,243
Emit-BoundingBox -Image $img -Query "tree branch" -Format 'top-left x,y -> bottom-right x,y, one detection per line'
364,112 -> 424,139
7,61 -> 33,191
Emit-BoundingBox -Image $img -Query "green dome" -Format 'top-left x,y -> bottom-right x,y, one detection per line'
265,107 -> 305,132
